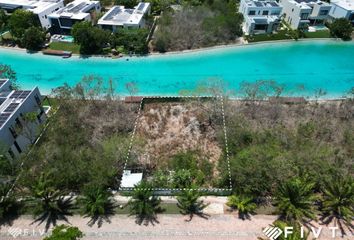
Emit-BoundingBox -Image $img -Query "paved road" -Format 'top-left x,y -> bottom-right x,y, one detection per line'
1,214 -> 351,240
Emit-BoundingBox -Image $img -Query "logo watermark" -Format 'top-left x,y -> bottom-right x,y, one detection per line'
7,227 -> 47,238
263,226 -> 340,240
263,226 -> 283,240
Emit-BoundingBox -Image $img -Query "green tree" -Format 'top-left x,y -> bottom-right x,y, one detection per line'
320,177 -> 354,235
8,9 -> 39,40
274,178 -> 317,224
71,22 -> 110,54
226,195 -> 257,220
114,0 -> 138,8
110,28 -> 149,54
128,181 -> 162,225
44,224 -> 83,240
177,189 -> 209,221
0,9 -> 9,33
80,184 -> 115,227
0,183 -> 18,221
22,27 -> 45,51
330,18 -> 353,40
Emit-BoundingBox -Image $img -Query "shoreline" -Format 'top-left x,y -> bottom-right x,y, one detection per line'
0,38 -> 348,59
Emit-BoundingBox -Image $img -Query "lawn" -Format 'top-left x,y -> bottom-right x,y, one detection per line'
48,42 -> 80,54
304,30 -> 331,38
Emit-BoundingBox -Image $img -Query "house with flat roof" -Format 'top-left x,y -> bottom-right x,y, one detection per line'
48,0 -> 101,34
279,0 -> 332,29
239,0 -> 283,35
0,79 -> 47,158
0,0 -> 64,29
329,0 -> 354,23
98,2 -> 151,32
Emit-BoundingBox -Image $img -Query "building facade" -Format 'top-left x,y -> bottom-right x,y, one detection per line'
0,79 -> 47,158
329,0 -> 354,24
280,0 -> 332,29
0,0 -> 64,29
98,2 -> 151,32
48,0 -> 101,34
239,0 -> 283,35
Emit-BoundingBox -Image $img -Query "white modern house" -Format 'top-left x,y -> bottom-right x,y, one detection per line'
48,0 -> 101,34
0,0 -> 64,29
329,0 -> 354,24
239,0 -> 283,35
0,79 -> 47,158
98,2 -> 151,32
279,0 -> 332,29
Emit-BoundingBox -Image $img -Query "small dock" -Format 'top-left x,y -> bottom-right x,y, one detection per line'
42,49 -> 72,58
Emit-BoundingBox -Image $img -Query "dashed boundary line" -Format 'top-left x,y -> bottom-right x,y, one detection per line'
119,95 -> 232,193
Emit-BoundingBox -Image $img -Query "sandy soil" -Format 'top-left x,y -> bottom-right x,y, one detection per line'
134,102 -> 222,172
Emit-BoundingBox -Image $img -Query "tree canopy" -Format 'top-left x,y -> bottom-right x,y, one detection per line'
330,18 -> 353,40
8,10 -> 39,40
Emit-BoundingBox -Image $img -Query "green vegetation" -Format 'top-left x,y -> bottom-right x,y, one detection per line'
71,21 -> 111,54
22,26 -> 46,51
245,30 -> 293,42
128,182 -> 162,225
79,184 -> 115,227
0,9 -> 8,33
48,42 -> 81,54
320,177 -> 354,234
153,0 -> 243,52
177,189 -> 208,221
44,225 -> 83,240
8,10 -> 39,40
226,195 -> 257,220
110,28 -> 149,54
329,18 -> 353,40
274,178 -> 317,224
7,9 -> 47,50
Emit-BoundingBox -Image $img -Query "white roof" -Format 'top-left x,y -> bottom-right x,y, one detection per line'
98,2 -> 150,26
48,0 -> 99,20
0,0 -> 62,14
331,0 -> 354,10
120,170 -> 143,188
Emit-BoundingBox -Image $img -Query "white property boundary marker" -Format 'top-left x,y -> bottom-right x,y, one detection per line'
119,95 -> 233,192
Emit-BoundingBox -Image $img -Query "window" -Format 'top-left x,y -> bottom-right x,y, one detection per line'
300,13 -> 309,19
9,126 -> 17,138
319,10 -> 329,16
13,141 -> 22,154
263,10 -> 269,15
249,10 -> 256,15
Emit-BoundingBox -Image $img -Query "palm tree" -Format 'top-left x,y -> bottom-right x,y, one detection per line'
320,177 -> 354,236
80,184 -> 115,227
227,194 -> 257,220
30,173 -> 73,231
177,189 -> 209,221
274,178 -> 317,224
128,181 -> 162,225
0,182 -> 19,223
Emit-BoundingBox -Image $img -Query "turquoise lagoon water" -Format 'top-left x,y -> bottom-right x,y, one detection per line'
0,40 -> 354,97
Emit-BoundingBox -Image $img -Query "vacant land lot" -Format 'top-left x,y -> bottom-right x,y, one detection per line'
126,98 -> 228,189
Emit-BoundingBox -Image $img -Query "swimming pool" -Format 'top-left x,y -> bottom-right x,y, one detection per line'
0,40 -> 353,98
